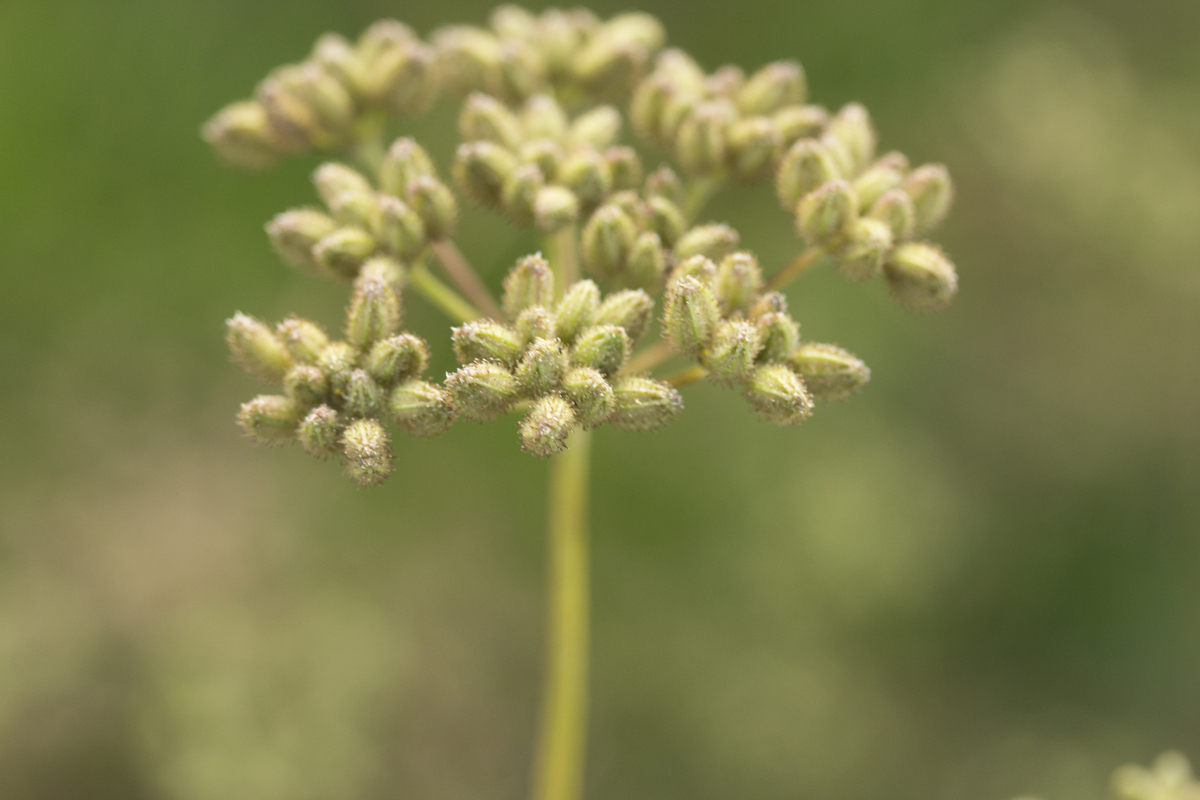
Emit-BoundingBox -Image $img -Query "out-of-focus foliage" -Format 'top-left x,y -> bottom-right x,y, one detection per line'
0,2 -> 1197,800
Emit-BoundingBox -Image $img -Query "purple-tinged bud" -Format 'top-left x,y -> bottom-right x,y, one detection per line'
664,276 -> 718,357
796,179 -> 858,245
595,289 -> 654,340
554,280 -> 601,344
675,100 -> 736,175
569,106 -> 623,149
266,209 -> 338,278
451,319 -> 524,366
276,316 -> 330,364
836,218 -> 893,282
460,92 -> 525,149
626,231 -> 667,291
644,165 -> 685,206
522,94 -> 569,141
772,104 -> 829,147
727,116 -> 783,182
503,254 -> 555,317
377,196 -> 426,259
238,395 -> 302,444
571,324 -> 631,376
284,364 -> 329,407
344,369 -> 384,418
715,251 -> 764,316
314,227 -> 376,280
738,60 -> 806,116
558,150 -> 613,209
703,320 -> 762,385
313,162 -> 373,207
519,394 -> 576,457
825,103 -> 876,176
868,188 -> 916,242
853,160 -> 906,212
776,139 -> 839,212
534,185 -> 580,231
645,195 -> 686,248
561,367 -> 614,428
674,223 -> 739,262
445,361 -> 519,420
341,418 -> 392,486
581,204 -> 637,280
787,343 -> 870,403
379,137 -> 434,198
884,242 -> 958,313
346,264 -> 402,349
605,146 -> 643,192
515,305 -> 556,344
756,312 -> 800,363
202,101 -> 282,171
298,404 -> 342,459
749,291 -> 788,320
517,338 -> 568,396
502,163 -> 544,227
519,138 -> 564,182
453,141 -> 519,208
609,376 -> 682,432
743,363 -> 813,424
903,164 -> 954,233
408,176 -> 458,240
317,341 -> 357,394
227,312 -> 292,383
365,333 -> 429,387
388,379 -> 457,437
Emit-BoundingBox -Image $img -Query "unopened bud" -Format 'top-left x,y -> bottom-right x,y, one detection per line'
298,404 -> 342,459
706,64 -> 745,99
554,280 -> 601,344
519,138 -> 564,182
259,63 -> 355,150
715,251 -> 764,315
238,395 -> 302,444
664,276 -> 719,357
516,338 -> 568,395
669,254 -> 717,289
432,25 -> 503,97
675,100 -> 736,175
451,319 -> 524,366
629,74 -> 673,142
609,376 -> 683,432
385,42 -> 440,116
284,364 -> 329,407
227,312 -> 292,383
377,196 -> 426,259
852,160 -> 906,212
571,324 -> 630,376
868,188 -> 916,242
581,204 -> 636,280
267,209 -> 338,277
502,254 -> 555,317
534,185 -> 580,231
341,418 -> 392,486
312,34 -> 367,98
388,379 -> 457,437
453,141 -> 519,207
344,369 -> 384,418
317,341 -> 357,395
727,116 -> 783,181
825,103 -> 876,176
569,106 -> 623,149
739,61 -> 806,116
595,289 -> 654,340
202,101 -> 281,171
501,163 -> 544,227
749,291 -> 788,320
445,361 -> 519,420
522,94 -> 568,141
519,394 -> 576,457
787,343 -> 870,403
744,363 -> 813,424
408,176 -> 458,240
572,39 -> 648,101
515,304 -> 556,344
365,333 -> 429,387
276,316 -> 330,364
836,218 -> 893,282
674,223 -> 739,262
646,195 -> 687,248
561,367 -> 614,428
313,162 -> 373,208
379,137 -> 434,198
796,179 -> 858,245
314,227 -> 377,280
703,320 -> 762,385
346,264 -> 402,349
328,190 -> 381,232
776,139 -> 839,212
460,92 -> 524,149
539,9 -> 594,75
772,104 -> 829,146
495,40 -> 548,102
626,231 -> 667,290
558,150 -> 613,209
605,146 -> 643,192
755,311 -> 800,363
883,242 -> 958,313
644,165 -> 685,206
903,164 -> 954,233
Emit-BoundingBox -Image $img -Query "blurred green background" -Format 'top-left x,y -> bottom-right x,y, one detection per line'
2,0 -> 1199,798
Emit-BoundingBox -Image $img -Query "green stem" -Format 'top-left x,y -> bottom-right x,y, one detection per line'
348,110 -> 388,176
545,225 -> 580,299
623,340 -> 673,375
531,428 -> 592,800
429,240 -> 507,321
664,364 -> 708,388
407,263 -> 481,323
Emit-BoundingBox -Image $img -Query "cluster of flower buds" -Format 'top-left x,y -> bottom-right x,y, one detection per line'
630,49 -> 822,182
1112,752 -> 1200,800
434,6 -> 665,105
267,138 -> 457,281
775,105 -> 958,311
444,254 -> 681,456
452,91 -> 642,229
227,258 -> 457,486
662,250 -> 871,423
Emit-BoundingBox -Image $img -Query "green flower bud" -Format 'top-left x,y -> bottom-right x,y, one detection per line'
558,149 -> 613,210
518,394 -> 576,458
836,217 -> 893,282
539,9 -> 593,76
298,404 -> 342,459
357,20 -> 418,59
284,364 -> 329,407
645,195 -> 687,248
445,361 -> 519,420
644,165 -> 685,207
703,320 -> 763,385
571,324 -> 631,376
626,231 -> 667,290
451,319 -> 524,367
496,40 -> 549,102
346,264 -> 402,349
883,242 -> 958,313
314,227 -> 377,280
727,116 -> 783,182
796,179 -> 858,245
595,289 -> 654,340
534,185 -> 580,231
868,188 -> 917,242
755,312 -> 801,363
312,33 -> 367,97
658,92 -> 699,146
581,204 -> 636,280
629,73 -> 673,142
313,162 -> 373,208
453,141 -> 519,207
516,338 -> 568,395
379,137 -> 434,198
605,190 -> 643,222
706,64 -> 746,100
501,163 -> 544,227
825,103 -> 876,176
343,369 -> 384,418
853,160 -> 906,212
388,379 -> 457,437
502,254 -> 555,317
715,251 -> 764,316
515,304 -> 556,345
572,38 -> 649,101
432,26 -> 503,97
664,275 -> 719,357
776,139 -> 839,212
903,163 -> 954,233
238,395 -> 302,444
267,209 -> 338,277
519,138 -> 565,182
561,367 -> 614,428
554,279 -> 601,344
460,92 -> 525,149
787,343 -> 870,403
256,63 -> 355,151
227,312 -> 292,383
276,316 -> 330,364
380,41 -> 440,116
328,191 -> 381,232
569,106 -> 623,149
669,253 -> 717,290
605,146 -> 643,192
819,132 -> 857,180
654,48 -> 707,93
377,195 -> 426,259
408,175 -> 458,240
674,223 -> 739,262
738,60 -> 806,116
675,100 -> 736,175
601,12 -> 666,51
317,341 -> 357,395
341,418 -> 392,487
772,104 -> 829,146
490,4 -> 539,38
365,333 -> 429,387
202,101 -> 281,171
744,364 -> 813,424
522,94 -> 569,141
749,291 -> 788,320
609,376 -> 683,432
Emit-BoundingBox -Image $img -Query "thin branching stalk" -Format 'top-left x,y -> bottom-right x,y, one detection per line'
430,240 -> 507,320
407,262 -> 481,322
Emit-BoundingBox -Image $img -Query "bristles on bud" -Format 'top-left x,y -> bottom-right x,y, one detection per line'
516,338 -> 568,395
609,376 -> 683,432
595,289 -> 654,340
519,394 -> 577,457
298,404 -> 342,458
663,276 -> 719,357
227,313 -> 293,383
451,319 -> 524,366
787,343 -> 870,403
341,418 -> 392,486
503,254 -> 555,317
554,280 -> 601,344
365,333 -> 429,387
267,209 -> 338,277
570,324 -> 631,376
674,223 -> 739,262
238,395 -> 302,444
743,363 -> 813,424
884,242 -> 958,313
445,361 -> 520,420
388,379 -> 457,437
561,367 -> 614,428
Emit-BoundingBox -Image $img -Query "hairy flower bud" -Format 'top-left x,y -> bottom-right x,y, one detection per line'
868,188 -> 916,242
328,190 -> 381,232
317,341 -> 357,394
674,223 -> 739,262
609,376 -> 682,432
787,343 -> 870,403
516,304 -> 556,344
313,162 -> 373,208
644,164 -> 685,207
605,146 -> 643,192
664,275 -> 719,357
344,369 -> 384,418
715,251 -> 764,316
703,320 -> 762,385
554,280 -> 601,344
267,209 -> 339,277
743,363 -> 813,424
501,163 -> 544,227
581,204 -> 636,280
571,324 -> 631,376
502,253 -> 555,317
346,262 -> 402,349
520,138 -> 564,181
256,63 -> 354,151
388,379 -> 457,437
365,333 -> 429,387
776,139 -> 839,212
755,311 -> 801,363
460,91 -> 525,149
852,159 -> 906,211
825,103 -> 876,176
341,418 -> 391,486
629,73 -> 673,142
669,253 -> 717,289
569,106 -> 623,149
377,195 -> 426,259
796,179 -> 858,245
445,361 -> 519,420
645,195 -> 687,248
238,395 -> 302,444
276,316 -> 330,364
727,116 -> 783,181
516,338 -> 568,395
454,141 -> 519,208
452,319 -> 524,366
379,137 -> 434,198
772,104 -> 829,146
520,394 -> 577,457
284,364 -> 329,407
298,404 -> 342,459
227,312 -> 293,383
202,101 -> 281,171
676,100 -> 736,175
595,289 -> 654,340
522,94 -> 568,141
314,226 -> 377,280
432,25 -> 503,97
312,33 -> 367,97
534,185 -> 580,231
560,367 -> 614,428
409,175 -> 458,240
749,290 -> 789,320
626,231 -> 667,291
738,61 -> 806,116
558,150 -> 613,209
903,163 -> 954,233
836,218 -> 893,282
884,242 -> 958,313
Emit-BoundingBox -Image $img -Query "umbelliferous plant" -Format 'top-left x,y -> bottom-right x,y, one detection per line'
205,6 -> 958,799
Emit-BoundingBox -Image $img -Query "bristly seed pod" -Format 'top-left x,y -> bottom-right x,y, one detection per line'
377,195 -> 426,259
388,379 -> 457,437
346,262 -> 402,349
284,364 -> 329,407
227,312 -> 293,383
581,204 -> 636,280
605,146 -> 644,192
298,404 -> 342,459
772,104 -> 828,146
365,333 -> 429,387
202,101 -> 282,171
595,289 -> 654,340
663,275 -> 719,357
646,195 -> 687,248
515,305 -> 556,345
344,369 -> 384,418
743,363 -> 813,424
408,175 -> 458,240
644,164 -> 685,207
626,231 -> 667,291
379,137 -> 434,198
445,361 -> 520,420
903,163 -> 953,233
314,226 -> 376,280
884,242 -> 958,313
517,338 -> 568,396
459,91 -> 524,149
715,251 -> 764,316
787,343 -> 870,403
317,341 -> 357,395
868,188 -> 916,242
522,94 -> 569,141
749,291 -> 789,321
313,162 -> 373,207
569,106 -> 623,149
454,141 -> 519,208
776,139 -> 839,213
852,159 -> 906,212
825,103 -> 876,176
669,254 -> 717,290
609,376 -> 683,432
674,223 -> 739,262
519,394 -> 577,457
501,163 -> 544,227
755,311 -> 800,363
836,218 -> 893,282
561,366 -> 614,428
554,280 -> 601,344
341,418 -> 392,486
676,100 -> 736,175
558,150 -> 613,209
276,316 -> 330,364
727,116 -> 783,182
238,395 -> 302,444
267,209 -> 338,277
796,179 -> 858,245
703,320 -> 762,385
571,323 -> 631,376
503,253 -> 555,317
452,319 -> 524,366
534,185 -> 580,231
738,61 -> 806,116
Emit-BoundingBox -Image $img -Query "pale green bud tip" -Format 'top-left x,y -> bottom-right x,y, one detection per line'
298,405 -> 342,459
744,363 -> 813,425
445,361 -> 519,420
380,137 -> 434,197
595,289 -> 654,341
519,394 -> 577,458
554,280 -> 601,344
501,163 -> 543,227
571,324 -> 631,377
460,91 -> 524,149
776,138 -> 839,211
605,146 -> 643,192
267,209 -> 339,277
739,61 -> 806,116
884,242 -> 959,313
868,189 -> 916,242
341,418 -> 392,487
645,165 -> 685,206
313,162 -> 373,206
516,338 -> 568,396
561,366 -> 614,428
238,395 -> 302,444
276,316 -> 330,364
703,321 -> 763,385
836,218 -> 893,282
388,379 -> 457,437
284,364 -> 329,407
227,312 -> 293,383
314,227 -> 377,280
453,141 -> 519,207
646,195 -> 686,248
452,319 -> 524,366
203,101 -> 282,171
534,186 -> 580,231
716,251 -> 764,315
256,63 -> 355,151
558,150 -> 613,208
826,103 -> 876,175
756,311 -> 801,363
676,100 -> 736,175
344,369 -> 384,418
503,253 -> 555,317
581,204 -> 636,280
727,116 -> 783,182
796,179 -> 858,245
674,223 -> 740,262
378,196 -> 426,259
366,333 -> 429,387
409,176 -> 459,240
609,376 -> 683,432
904,163 -> 954,233
522,94 -> 568,141
787,343 -> 870,403
346,266 -> 402,349
516,305 -> 556,345
664,275 -> 719,357
773,104 -> 829,146
570,106 -> 623,149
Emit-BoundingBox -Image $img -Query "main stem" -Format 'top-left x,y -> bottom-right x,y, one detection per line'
531,428 -> 593,800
